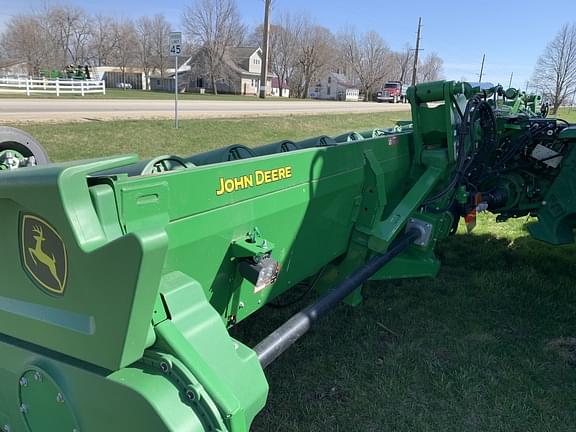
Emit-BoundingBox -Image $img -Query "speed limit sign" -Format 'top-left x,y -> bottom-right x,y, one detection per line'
169,32 -> 182,57
169,31 -> 182,129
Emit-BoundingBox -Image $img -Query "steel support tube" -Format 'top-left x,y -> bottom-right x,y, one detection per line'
254,228 -> 420,368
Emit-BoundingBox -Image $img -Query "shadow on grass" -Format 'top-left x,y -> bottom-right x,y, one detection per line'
233,230 -> 576,432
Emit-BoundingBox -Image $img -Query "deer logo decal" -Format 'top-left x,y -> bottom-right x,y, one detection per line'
21,214 -> 68,295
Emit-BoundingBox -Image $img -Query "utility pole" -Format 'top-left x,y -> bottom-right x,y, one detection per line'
508,71 -> 513,89
259,0 -> 272,99
478,54 -> 485,83
175,55 -> 179,128
411,17 -> 422,87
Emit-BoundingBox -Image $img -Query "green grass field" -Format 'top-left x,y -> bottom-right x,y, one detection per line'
9,110 -> 576,431
244,213 -> 576,432
19,112 -> 405,162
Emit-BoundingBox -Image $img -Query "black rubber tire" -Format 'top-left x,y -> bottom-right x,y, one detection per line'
0,126 -> 50,165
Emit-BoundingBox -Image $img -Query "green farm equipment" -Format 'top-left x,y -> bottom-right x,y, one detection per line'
39,65 -> 91,81
0,80 -> 575,431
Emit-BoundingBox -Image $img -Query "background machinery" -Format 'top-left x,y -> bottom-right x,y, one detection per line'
0,80 -> 574,431
39,65 -> 91,81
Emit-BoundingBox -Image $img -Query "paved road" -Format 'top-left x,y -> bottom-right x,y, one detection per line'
0,98 -> 410,122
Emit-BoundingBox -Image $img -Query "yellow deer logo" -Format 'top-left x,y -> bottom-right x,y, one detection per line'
21,215 -> 68,295
28,225 -> 63,292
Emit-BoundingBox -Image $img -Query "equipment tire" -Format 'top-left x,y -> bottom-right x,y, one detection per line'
0,126 -> 49,165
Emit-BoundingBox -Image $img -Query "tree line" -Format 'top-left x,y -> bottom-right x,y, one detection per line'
0,5 -> 172,86
248,14 -> 443,99
0,0 -> 445,98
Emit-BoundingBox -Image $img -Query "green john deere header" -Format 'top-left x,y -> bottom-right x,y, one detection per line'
0,80 -> 574,431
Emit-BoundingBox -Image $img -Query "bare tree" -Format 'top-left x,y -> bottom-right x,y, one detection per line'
68,11 -> 92,65
252,13 -> 300,97
2,6 -> 91,72
0,15 -> 48,75
41,5 -> 92,66
532,23 -> 576,114
89,14 -> 117,66
150,15 -> 171,78
418,52 -> 443,82
182,0 -> 245,94
295,20 -> 335,99
136,17 -> 155,89
271,14 -> 300,97
112,19 -> 138,87
391,44 -> 414,83
340,29 -> 391,101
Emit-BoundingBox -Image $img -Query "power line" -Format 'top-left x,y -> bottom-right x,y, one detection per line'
478,54 -> 485,83
411,17 -> 422,87
259,0 -> 272,99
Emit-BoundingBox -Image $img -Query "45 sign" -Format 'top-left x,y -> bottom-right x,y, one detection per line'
169,32 -> 182,57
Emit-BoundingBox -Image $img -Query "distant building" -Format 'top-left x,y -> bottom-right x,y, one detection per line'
151,46 -> 289,97
271,77 -> 289,97
227,47 -> 271,95
309,72 -> 359,102
91,66 -> 147,90
149,59 -> 189,93
0,60 -> 30,77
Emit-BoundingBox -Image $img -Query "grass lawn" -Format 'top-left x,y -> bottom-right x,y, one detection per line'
8,111 -> 576,431
18,112 -> 406,162
556,107 -> 576,122
14,109 -> 576,163
0,88 -> 307,101
243,213 -> 576,432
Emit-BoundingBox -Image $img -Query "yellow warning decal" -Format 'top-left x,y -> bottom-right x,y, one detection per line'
216,166 -> 293,196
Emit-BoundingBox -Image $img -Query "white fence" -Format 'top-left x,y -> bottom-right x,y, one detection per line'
0,77 -> 106,96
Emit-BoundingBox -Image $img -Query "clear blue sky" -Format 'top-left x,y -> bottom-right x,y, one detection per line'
1,0 -> 575,88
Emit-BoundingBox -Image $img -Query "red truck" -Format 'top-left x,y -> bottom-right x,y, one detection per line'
374,81 -> 407,103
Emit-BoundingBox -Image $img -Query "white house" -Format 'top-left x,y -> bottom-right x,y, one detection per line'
309,72 -> 359,101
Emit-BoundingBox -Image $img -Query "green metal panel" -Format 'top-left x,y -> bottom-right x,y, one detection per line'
0,335 -> 211,432
155,271 -> 268,431
528,144 -> 576,244
0,157 -> 167,371
109,137 -> 413,324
